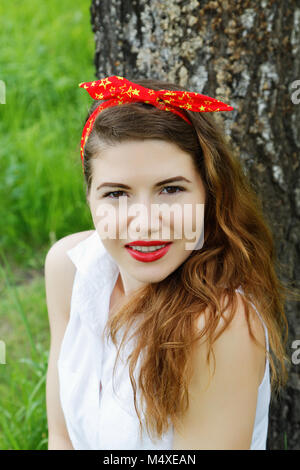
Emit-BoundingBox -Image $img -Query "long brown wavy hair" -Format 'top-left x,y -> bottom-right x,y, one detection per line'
81,76 -> 299,443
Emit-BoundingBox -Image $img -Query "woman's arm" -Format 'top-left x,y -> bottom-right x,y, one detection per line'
45,238 -> 76,450
48,434 -> 74,450
172,292 -> 266,450
45,231 -> 93,450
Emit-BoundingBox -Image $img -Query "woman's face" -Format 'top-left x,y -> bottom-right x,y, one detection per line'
87,139 -> 206,295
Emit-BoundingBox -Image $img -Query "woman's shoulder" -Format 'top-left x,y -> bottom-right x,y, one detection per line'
45,229 -> 95,281
48,230 -> 95,256
173,290 -> 268,449
46,229 -> 94,261
44,230 -> 95,315
194,289 -> 267,386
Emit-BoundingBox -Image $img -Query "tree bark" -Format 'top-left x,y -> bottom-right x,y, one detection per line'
90,0 -> 300,450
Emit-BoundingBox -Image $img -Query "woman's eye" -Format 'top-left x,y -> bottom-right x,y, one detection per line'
102,186 -> 185,199
103,190 -> 127,199
160,185 -> 185,195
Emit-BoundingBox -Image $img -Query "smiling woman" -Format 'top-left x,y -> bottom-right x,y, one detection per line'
87,138 -> 206,291
45,75 -> 293,450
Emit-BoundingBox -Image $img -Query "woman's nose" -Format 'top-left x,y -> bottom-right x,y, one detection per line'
128,196 -> 161,238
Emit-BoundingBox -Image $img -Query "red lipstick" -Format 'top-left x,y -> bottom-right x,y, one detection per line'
126,240 -> 170,246
125,241 -> 172,262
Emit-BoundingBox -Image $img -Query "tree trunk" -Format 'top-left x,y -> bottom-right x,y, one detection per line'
90,0 -> 300,450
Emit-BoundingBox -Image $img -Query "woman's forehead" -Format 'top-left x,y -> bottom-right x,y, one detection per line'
91,139 -> 198,174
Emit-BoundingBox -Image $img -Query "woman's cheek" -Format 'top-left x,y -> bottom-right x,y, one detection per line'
90,201 -> 117,240
181,202 -> 205,250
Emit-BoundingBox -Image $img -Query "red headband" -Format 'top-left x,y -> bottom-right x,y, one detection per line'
79,75 -> 234,170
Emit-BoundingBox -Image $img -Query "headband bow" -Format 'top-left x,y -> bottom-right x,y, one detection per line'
79,75 -> 233,168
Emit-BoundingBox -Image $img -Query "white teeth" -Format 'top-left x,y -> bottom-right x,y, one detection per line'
129,244 -> 167,252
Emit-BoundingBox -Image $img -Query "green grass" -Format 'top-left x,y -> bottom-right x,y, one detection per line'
0,247 -> 50,449
0,0 -> 95,270
0,0 -> 95,449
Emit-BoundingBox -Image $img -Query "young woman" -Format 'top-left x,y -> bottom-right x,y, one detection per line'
45,75 -> 293,450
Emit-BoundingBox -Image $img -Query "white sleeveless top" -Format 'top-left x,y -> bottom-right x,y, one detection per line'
57,230 -> 271,450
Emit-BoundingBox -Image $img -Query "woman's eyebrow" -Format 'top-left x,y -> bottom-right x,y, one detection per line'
96,176 -> 192,191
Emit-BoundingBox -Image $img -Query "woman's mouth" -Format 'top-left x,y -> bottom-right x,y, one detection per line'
125,241 -> 173,262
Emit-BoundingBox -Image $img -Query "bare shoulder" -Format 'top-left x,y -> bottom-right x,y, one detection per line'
46,229 -> 95,259
222,290 -> 267,386
44,230 -> 95,319
172,290 -> 267,449
195,289 -> 266,385
45,229 -> 95,273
